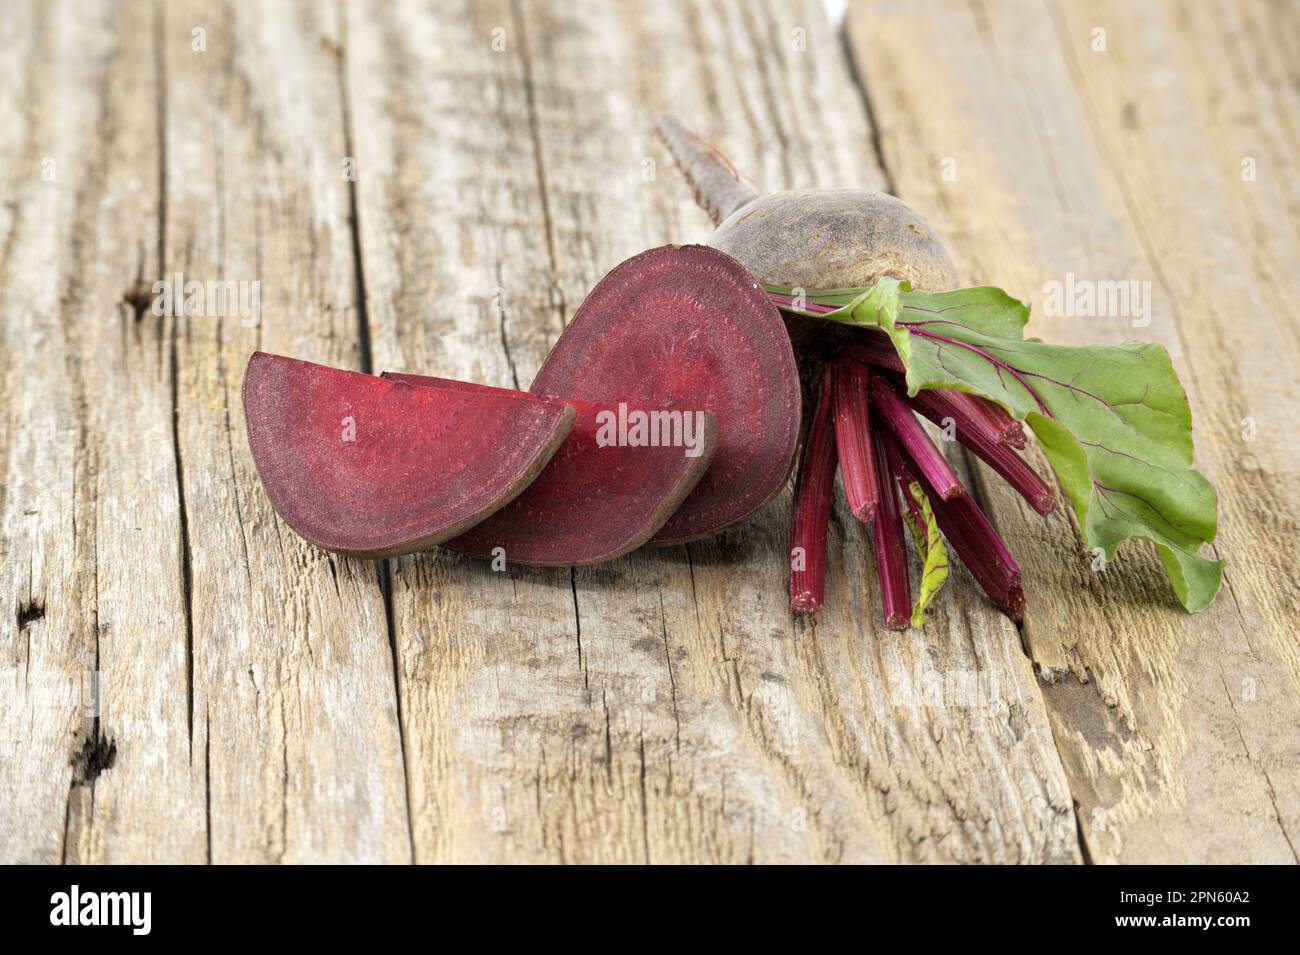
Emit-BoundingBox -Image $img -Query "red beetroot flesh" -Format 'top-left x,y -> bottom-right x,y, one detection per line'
243,353 -> 574,558
383,373 -> 719,565
530,245 -> 801,544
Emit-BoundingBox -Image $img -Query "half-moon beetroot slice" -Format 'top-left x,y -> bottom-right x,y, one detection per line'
242,352 -> 574,558
530,244 -> 800,544
383,373 -> 720,565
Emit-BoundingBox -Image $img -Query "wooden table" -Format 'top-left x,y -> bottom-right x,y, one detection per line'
2,0 -> 1296,864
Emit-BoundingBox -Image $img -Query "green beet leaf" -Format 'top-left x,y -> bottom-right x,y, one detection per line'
768,279 -> 1223,613
903,479 -> 950,628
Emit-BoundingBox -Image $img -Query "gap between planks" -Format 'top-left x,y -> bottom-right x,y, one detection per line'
837,7 -> 1094,865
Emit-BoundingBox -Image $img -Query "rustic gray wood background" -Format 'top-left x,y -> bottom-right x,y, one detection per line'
2,0 -> 1296,863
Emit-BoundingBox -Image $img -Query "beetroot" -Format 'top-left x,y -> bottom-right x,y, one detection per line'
659,115 -> 957,386
383,374 -> 719,565
243,353 -> 573,558
530,244 -> 801,544
658,115 -> 958,293
660,117 -> 1059,624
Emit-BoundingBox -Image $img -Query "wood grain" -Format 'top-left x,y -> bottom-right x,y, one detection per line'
6,0 -> 1290,864
162,0 -> 410,863
1,0 -> 410,863
0,0 -> 200,864
847,0 -> 1300,863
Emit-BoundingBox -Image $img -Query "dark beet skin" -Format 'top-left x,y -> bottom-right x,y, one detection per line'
243,353 -> 573,558
712,190 -> 958,292
530,245 -> 801,544
383,374 -> 719,565
657,116 -> 959,293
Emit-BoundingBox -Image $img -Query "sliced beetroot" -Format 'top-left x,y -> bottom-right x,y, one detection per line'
242,352 -> 574,558
530,245 -> 800,544
383,373 -> 719,565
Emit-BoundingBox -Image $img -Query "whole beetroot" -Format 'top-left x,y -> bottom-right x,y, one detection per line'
659,116 -> 1046,627
656,115 -> 959,293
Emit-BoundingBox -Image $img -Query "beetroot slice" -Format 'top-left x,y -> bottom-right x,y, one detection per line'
242,352 -> 574,558
529,245 -> 800,544
383,373 -> 720,565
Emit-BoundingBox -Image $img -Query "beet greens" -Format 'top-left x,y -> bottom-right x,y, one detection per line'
768,280 -> 1222,618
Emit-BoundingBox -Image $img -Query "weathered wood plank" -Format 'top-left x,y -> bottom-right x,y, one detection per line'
1,0 -> 412,863
162,0 -> 411,862
0,0 -> 201,863
847,0 -> 1300,862
346,0 -> 1080,863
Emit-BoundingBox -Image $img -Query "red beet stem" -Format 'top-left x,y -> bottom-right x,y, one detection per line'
839,334 -> 905,374
869,424 -> 913,630
877,433 -> 929,543
966,393 -> 1026,449
839,336 -> 1024,448
830,359 -> 879,523
907,386 -> 1008,448
901,384 -> 1056,516
868,374 -> 965,501
764,292 -> 840,316
884,430 -> 1024,621
789,369 -> 838,614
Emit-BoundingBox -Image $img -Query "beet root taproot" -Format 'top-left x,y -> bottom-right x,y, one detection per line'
243,352 -> 573,558
383,374 -> 719,565
530,244 -> 801,544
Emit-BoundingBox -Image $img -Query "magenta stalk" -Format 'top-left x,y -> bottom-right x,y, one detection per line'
840,334 -> 1024,448
831,359 -> 879,523
764,292 -> 839,315
901,384 -> 1056,516
870,424 -> 914,630
867,374 -> 966,501
965,393 -> 1026,449
839,334 -> 905,374
890,437 -> 1025,621
928,388 -> 1024,450
789,368 -> 838,614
